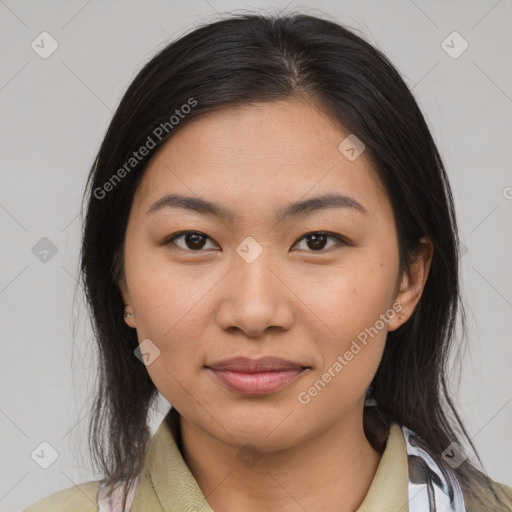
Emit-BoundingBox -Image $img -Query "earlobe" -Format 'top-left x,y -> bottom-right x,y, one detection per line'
388,237 -> 433,332
124,306 -> 136,328
116,271 -> 136,328
387,300 -> 408,332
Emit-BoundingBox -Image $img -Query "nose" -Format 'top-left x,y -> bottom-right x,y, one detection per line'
215,252 -> 294,338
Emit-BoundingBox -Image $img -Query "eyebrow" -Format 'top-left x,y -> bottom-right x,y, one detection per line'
146,192 -> 368,223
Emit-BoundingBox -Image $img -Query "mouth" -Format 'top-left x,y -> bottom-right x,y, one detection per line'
205,356 -> 311,396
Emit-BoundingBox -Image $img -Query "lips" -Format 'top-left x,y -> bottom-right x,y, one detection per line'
206,356 -> 310,395
208,356 -> 306,372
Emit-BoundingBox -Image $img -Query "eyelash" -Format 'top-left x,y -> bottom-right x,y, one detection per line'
163,230 -> 348,253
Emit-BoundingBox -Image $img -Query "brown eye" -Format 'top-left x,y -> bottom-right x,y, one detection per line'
164,230 -> 347,253
292,232 -> 347,252
165,231 -> 217,251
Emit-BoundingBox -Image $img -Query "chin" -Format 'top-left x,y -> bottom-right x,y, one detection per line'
208,405 -> 306,451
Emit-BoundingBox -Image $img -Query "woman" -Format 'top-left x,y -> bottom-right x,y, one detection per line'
24,11 -> 512,512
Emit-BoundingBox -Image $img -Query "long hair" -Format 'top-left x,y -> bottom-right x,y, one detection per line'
78,11 -> 503,508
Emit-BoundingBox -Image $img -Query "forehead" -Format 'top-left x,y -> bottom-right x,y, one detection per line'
131,99 -> 390,221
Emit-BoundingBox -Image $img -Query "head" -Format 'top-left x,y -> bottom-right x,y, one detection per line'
115,94 -> 433,451
79,10 -> 495,507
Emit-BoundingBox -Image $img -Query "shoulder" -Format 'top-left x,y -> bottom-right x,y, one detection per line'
463,477 -> 512,511
491,480 -> 512,504
22,480 -> 101,512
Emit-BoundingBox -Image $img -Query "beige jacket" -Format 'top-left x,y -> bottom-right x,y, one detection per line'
24,416 -> 512,511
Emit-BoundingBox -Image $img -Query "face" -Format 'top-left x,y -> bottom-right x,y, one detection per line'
118,98 -> 430,452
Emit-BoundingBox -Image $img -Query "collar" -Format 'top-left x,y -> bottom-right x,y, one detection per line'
129,411 -> 410,511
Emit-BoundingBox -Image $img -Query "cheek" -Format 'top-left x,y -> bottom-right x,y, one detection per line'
304,253 -> 398,342
124,252 -> 211,394
297,285 -> 389,417
296,340 -> 385,424
127,244 -> 210,339
296,256 -> 396,403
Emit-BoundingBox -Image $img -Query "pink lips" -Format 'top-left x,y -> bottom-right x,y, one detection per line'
206,356 -> 308,395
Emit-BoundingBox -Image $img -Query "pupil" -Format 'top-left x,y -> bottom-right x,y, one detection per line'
187,233 -> 206,249
308,233 -> 326,250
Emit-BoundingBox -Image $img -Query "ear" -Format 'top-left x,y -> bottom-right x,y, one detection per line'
113,252 -> 136,329
387,237 -> 433,332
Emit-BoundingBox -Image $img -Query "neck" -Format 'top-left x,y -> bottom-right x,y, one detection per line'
178,407 -> 382,512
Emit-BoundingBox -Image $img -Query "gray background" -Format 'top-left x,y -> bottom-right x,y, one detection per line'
1,0 -> 511,510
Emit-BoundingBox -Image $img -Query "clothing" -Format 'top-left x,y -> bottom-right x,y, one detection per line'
23,412 -> 512,512
402,426 -> 465,511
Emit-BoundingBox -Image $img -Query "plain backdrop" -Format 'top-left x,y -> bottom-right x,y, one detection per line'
0,1 -> 511,510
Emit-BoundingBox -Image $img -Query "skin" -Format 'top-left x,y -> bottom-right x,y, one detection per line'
118,97 -> 432,512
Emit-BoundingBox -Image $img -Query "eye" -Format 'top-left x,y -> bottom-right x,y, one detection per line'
291,231 -> 347,252
164,230 -> 348,253
165,231 -> 218,251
